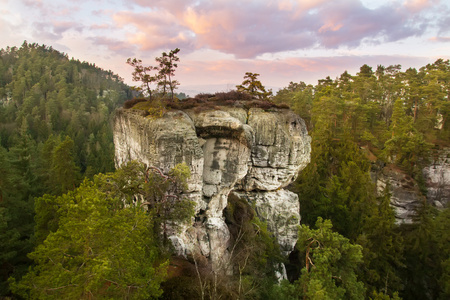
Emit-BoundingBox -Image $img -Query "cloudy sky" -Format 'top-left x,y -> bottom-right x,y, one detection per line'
1,0 -> 449,93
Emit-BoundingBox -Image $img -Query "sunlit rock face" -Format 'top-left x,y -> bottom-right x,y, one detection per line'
114,104 -> 311,271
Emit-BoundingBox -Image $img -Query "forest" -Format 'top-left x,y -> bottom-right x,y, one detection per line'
0,42 -> 449,299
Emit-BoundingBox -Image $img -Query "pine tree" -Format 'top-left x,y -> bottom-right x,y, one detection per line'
236,72 -> 272,99
11,180 -> 168,300
293,218 -> 365,299
49,136 -> 80,194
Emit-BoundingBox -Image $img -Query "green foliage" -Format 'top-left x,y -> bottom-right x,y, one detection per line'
285,61 -> 450,298
10,180 -> 167,299
34,194 -> 59,244
0,206 -> 23,295
126,57 -> 159,99
383,99 -> 432,175
400,204 -> 450,299
0,141 -> 35,296
273,81 -> 313,128
127,48 -> 181,100
357,186 -> 405,297
50,136 -> 81,194
434,208 -> 450,299
369,290 -> 402,300
236,72 -> 272,99
144,163 -> 195,241
156,48 -> 181,99
131,98 -> 167,119
280,218 -> 365,300
94,161 -> 195,243
0,42 -> 130,296
0,41 -> 129,177
295,135 -> 376,240
12,161 -> 193,299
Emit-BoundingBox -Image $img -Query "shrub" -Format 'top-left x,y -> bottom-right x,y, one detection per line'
123,97 -> 147,109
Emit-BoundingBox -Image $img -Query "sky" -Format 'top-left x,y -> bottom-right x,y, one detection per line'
1,0 -> 450,94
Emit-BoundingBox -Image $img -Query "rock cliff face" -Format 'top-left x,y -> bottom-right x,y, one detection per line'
423,148 -> 450,208
372,147 -> 450,224
114,105 -> 311,270
373,165 -> 425,223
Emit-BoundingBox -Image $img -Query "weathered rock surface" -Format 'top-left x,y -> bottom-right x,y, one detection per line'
423,147 -> 450,208
373,165 -> 425,224
114,105 -> 311,270
231,190 -> 300,256
372,147 -> 450,224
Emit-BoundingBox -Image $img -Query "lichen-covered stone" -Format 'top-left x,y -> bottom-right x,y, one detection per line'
114,105 -> 311,270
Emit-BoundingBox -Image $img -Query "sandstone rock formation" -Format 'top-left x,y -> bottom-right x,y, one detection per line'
372,165 -> 426,223
423,147 -> 450,208
114,104 -> 311,270
372,147 -> 450,224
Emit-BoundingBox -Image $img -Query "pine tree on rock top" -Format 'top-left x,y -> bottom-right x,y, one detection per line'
236,72 -> 272,99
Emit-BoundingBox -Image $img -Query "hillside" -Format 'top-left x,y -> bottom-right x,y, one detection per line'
0,42 -> 132,296
272,61 -> 450,299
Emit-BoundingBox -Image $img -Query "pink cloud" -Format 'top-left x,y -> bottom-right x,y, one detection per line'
11,0 -> 446,81
89,23 -> 111,30
129,0 -> 195,11
313,1 -> 424,48
22,0 -> 44,9
109,0 -> 438,59
113,10 -> 195,51
429,36 -> 450,42
89,36 -> 136,56
180,4 -> 311,57
403,0 -> 439,13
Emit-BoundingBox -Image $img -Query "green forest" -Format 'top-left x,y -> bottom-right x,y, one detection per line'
0,42 -> 449,299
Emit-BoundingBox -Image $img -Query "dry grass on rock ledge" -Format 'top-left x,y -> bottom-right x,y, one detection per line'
123,91 -> 290,116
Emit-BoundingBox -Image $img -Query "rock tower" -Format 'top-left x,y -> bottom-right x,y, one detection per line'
114,102 -> 311,270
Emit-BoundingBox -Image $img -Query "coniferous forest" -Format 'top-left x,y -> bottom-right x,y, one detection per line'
0,42 -> 449,299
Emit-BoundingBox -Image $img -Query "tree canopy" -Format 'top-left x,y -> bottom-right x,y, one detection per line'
274,59 -> 450,299
11,179 -> 167,300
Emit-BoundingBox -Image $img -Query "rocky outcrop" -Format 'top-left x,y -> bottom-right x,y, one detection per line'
372,147 -> 450,224
373,165 -> 425,224
232,190 -> 300,256
423,147 -> 450,208
114,104 -> 311,270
